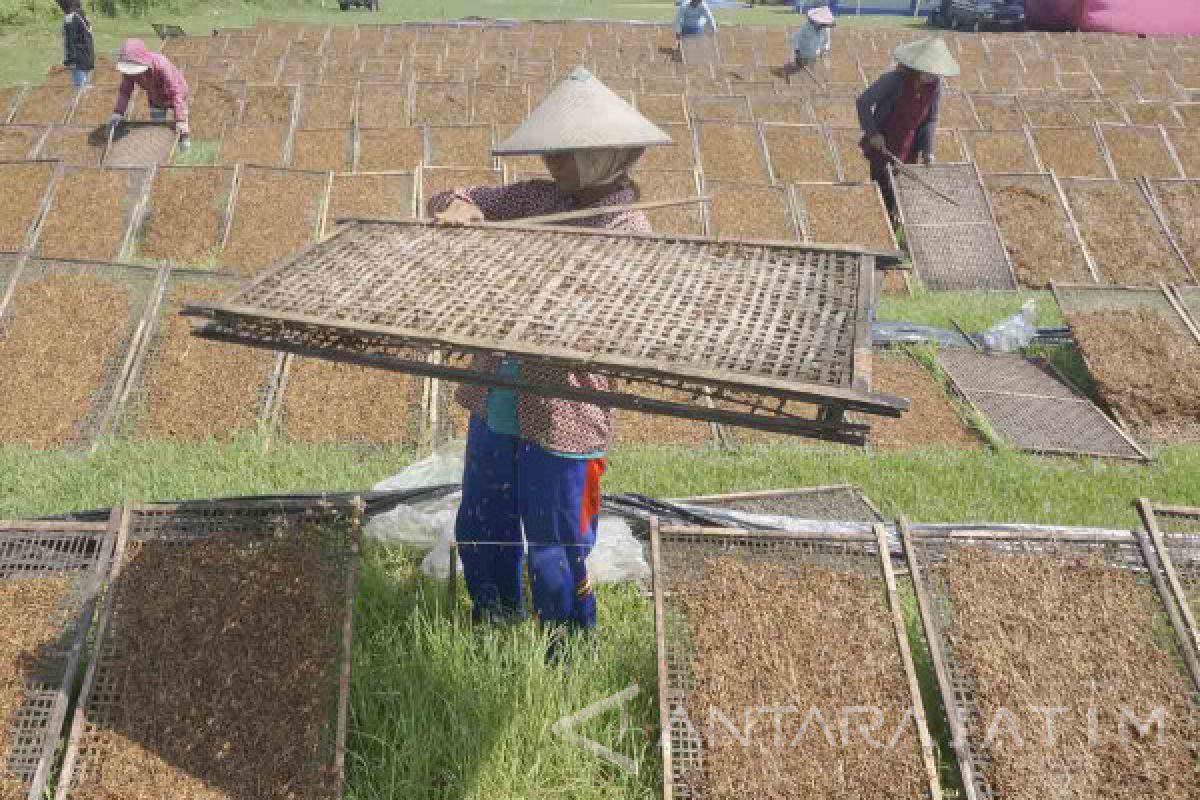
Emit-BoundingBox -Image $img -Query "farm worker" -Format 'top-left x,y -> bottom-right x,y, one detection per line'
428,67 -> 671,662
856,37 -> 959,214
674,0 -> 718,39
57,0 -> 94,88
792,5 -> 835,68
109,39 -> 192,151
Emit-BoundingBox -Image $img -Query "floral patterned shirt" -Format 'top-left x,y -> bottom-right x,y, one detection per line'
427,179 -> 652,454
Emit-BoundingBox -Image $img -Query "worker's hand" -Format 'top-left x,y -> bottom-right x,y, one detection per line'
175,121 -> 189,137
867,133 -> 887,154
109,112 -> 123,129
433,198 -> 484,226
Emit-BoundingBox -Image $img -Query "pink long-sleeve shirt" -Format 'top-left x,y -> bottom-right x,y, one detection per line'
427,179 -> 652,454
113,39 -> 190,125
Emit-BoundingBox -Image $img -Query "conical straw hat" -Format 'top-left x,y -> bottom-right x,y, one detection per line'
893,37 -> 960,77
493,66 -> 673,155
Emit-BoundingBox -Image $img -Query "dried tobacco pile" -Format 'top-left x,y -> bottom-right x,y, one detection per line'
638,170 -> 703,236
971,98 -> 1024,129
633,123 -> 693,171
830,128 -> 871,182
985,181 -> 1091,287
137,285 -> 272,440
707,183 -> 795,240
221,168 -> 323,276
796,183 -> 893,249
0,127 -> 41,160
1152,181 -> 1200,268
1032,128 -> 1110,179
37,169 -> 132,261
357,84 -> 409,128
942,548 -> 1199,799
0,273 -> 128,449
470,86 -> 528,125
0,162 -> 54,251
635,93 -> 687,124
870,355 -> 980,450
810,96 -> 859,127
613,383 -> 714,446
677,557 -> 926,799
283,359 -> 417,444
217,126 -> 288,166
70,532 -> 344,800
357,127 -> 425,171
690,98 -> 749,122
138,168 -> 228,266
762,126 -> 837,182
750,97 -> 813,125
413,84 -> 469,125
12,87 -> 74,125
188,82 -> 241,140
1065,183 -> 1188,284
1168,131 -> 1199,178
1068,310 -> 1200,438
1124,102 -> 1179,127
39,126 -> 106,167
428,126 -> 493,167
325,173 -> 415,233
241,85 -> 293,126
1021,103 -> 1079,127
298,85 -> 354,129
1102,127 -> 1179,179
967,131 -> 1037,173
697,123 -> 769,183
290,129 -> 352,172
0,577 -> 71,799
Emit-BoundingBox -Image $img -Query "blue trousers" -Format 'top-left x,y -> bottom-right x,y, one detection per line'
70,68 -> 90,88
455,416 -> 604,630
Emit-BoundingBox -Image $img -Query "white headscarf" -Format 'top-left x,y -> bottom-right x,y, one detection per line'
572,147 -> 646,189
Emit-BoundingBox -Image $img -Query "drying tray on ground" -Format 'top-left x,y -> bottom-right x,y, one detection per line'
760,124 -> 838,183
791,182 -> 895,250
470,85 -> 529,125
35,167 -> 150,262
240,84 -> 295,127
220,166 -> 328,277
938,348 -> 1146,459
903,524 -> 1200,800
133,166 -> 236,268
652,523 -> 939,800
187,81 -> 244,140
290,128 -> 353,172
356,127 -> 425,172
1143,179 -> 1200,275
1098,124 -> 1184,179
0,126 -> 46,161
959,129 -> 1040,174
634,123 -> 695,171
272,355 -> 424,447
703,181 -> 798,241
0,260 -> 160,451
427,125 -> 495,168
969,94 -> 1025,129
675,484 -> 883,522
297,84 -> 355,129
864,351 -> 982,452
183,220 -> 906,443
1061,179 -> 1193,285
890,162 -> 1016,291
412,82 -> 470,125
635,169 -> 704,237
11,87 -> 77,126
54,500 -> 361,800
983,173 -> 1095,287
104,123 -> 177,168
116,273 -> 282,442
1030,126 -> 1114,179
695,122 -> 769,183
324,172 -> 416,234
0,160 -> 57,253
0,517 -> 116,800
216,125 -> 289,166
36,125 -> 107,167
1166,130 -> 1200,178
356,84 -> 410,128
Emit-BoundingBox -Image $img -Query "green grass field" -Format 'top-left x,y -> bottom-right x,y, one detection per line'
2,3 -> 1198,798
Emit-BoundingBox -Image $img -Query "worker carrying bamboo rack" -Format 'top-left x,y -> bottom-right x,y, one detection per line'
674,0 -> 718,41
428,67 -> 672,663
856,37 -> 960,214
109,38 -> 192,151
791,5 -> 835,69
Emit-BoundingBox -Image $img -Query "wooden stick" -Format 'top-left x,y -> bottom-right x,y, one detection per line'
885,151 -> 961,206
432,195 -> 713,227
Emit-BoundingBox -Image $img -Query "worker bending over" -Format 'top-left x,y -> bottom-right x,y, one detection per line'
856,37 -> 959,214
110,38 -> 191,151
791,5 -> 835,69
429,67 -> 672,663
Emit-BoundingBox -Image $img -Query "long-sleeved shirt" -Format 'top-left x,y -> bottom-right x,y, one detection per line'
62,13 -> 94,71
791,21 -> 831,59
856,68 -> 943,159
114,39 -> 190,126
674,1 -> 717,34
427,180 -> 653,455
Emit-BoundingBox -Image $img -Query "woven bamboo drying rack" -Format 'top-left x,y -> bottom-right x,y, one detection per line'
0,514 -> 118,800
55,498 -> 362,800
901,520 -> 1200,800
650,520 -> 941,800
1138,499 -> 1200,664
183,220 -> 908,443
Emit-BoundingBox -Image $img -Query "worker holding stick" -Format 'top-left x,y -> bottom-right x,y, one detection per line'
109,38 -> 192,151
790,5 -> 835,72
674,0 -> 718,41
856,37 -> 959,215
428,67 -> 672,663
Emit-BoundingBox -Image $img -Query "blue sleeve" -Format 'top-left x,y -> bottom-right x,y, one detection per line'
857,71 -> 898,137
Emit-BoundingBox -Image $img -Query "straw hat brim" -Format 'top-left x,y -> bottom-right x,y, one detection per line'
493,66 -> 673,156
807,7 -> 834,25
893,38 -> 961,77
117,61 -> 150,75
